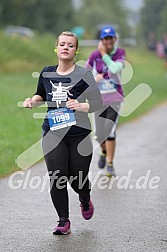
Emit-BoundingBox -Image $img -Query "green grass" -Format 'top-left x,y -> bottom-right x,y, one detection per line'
0,73 -> 43,176
119,47 -> 167,124
0,31 -> 57,72
0,32 -> 167,176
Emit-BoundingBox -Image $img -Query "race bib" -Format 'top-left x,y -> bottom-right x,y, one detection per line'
98,79 -> 117,94
47,108 -> 76,131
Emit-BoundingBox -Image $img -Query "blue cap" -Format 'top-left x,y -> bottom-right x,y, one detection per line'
100,26 -> 116,39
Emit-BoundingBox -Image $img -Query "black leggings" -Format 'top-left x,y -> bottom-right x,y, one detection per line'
42,131 -> 93,218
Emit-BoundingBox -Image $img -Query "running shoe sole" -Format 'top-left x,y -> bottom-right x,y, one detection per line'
53,229 -> 71,235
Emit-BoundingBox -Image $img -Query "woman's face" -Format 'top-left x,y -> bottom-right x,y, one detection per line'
57,35 -> 77,61
102,36 -> 116,53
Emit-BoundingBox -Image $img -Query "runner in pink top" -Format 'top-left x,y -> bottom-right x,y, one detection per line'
87,26 -> 126,176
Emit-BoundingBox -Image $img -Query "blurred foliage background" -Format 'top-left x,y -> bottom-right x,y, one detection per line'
0,0 -> 128,36
0,0 -> 167,40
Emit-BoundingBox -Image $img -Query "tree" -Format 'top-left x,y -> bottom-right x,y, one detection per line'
73,0 -> 129,38
140,0 -> 167,40
0,0 -> 75,34
0,0 -> 130,37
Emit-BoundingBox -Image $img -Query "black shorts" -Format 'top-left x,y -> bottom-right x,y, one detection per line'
92,102 -> 122,142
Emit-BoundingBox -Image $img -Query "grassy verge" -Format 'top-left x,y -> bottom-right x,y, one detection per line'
0,73 -> 43,176
119,47 -> 167,124
0,32 -> 167,176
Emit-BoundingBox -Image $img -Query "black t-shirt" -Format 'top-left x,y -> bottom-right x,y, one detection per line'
34,64 -> 103,136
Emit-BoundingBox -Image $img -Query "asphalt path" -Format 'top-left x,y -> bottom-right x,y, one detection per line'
1,102 -> 167,252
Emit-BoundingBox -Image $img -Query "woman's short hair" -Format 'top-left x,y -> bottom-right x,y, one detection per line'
56,31 -> 78,49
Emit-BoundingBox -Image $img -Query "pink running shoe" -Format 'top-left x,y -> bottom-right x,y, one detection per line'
80,200 -> 94,220
53,217 -> 71,235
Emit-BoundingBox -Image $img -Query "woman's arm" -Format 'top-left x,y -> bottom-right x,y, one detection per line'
98,41 -> 124,74
102,54 -> 123,74
83,70 -> 103,113
66,98 -> 90,112
23,95 -> 44,108
66,70 -> 103,113
23,67 -> 47,108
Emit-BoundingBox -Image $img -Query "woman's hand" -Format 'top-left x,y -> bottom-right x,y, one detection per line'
66,98 -> 90,112
66,98 -> 81,111
95,73 -> 104,83
23,95 -> 44,108
98,41 -> 107,56
23,98 -> 33,108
